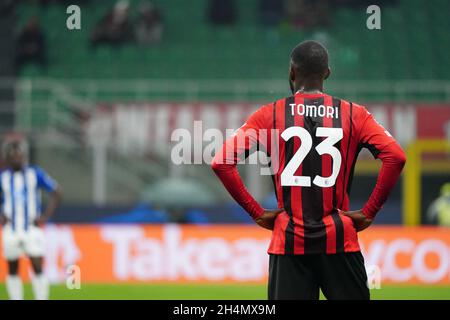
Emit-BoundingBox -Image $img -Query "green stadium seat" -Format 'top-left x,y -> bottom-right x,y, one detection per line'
15,0 -> 448,110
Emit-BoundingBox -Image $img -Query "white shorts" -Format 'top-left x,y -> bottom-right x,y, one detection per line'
2,225 -> 46,260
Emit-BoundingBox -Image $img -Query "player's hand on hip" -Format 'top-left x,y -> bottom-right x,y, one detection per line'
34,216 -> 48,227
339,209 -> 373,232
255,208 -> 284,230
0,213 -> 9,226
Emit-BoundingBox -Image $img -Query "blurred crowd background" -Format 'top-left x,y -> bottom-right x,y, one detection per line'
0,0 -> 449,226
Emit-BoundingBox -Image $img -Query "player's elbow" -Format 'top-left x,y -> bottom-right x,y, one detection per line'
211,159 -> 222,173
211,146 -> 238,173
397,151 -> 407,167
211,158 -> 233,174
54,186 -> 63,201
381,143 -> 407,168
395,144 -> 407,164
392,145 -> 407,168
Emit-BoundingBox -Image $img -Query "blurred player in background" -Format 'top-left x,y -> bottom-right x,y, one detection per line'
0,140 -> 62,300
212,40 -> 406,300
427,183 -> 450,226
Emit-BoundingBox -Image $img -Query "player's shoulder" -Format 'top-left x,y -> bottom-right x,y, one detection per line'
258,94 -> 294,114
274,94 -> 295,105
328,95 -> 365,110
343,97 -> 368,114
28,165 -> 45,175
351,102 -> 373,124
247,101 -> 278,125
262,93 -> 296,107
28,164 -> 40,171
351,101 -> 370,115
254,95 -> 294,120
332,95 -> 370,117
257,100 -> 278,113
0,166 -> 12,175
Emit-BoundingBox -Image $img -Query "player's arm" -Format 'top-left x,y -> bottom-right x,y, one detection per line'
211,106 -> 283,230
0,206 -> 9,225
0,183 -> 8,226
34,167 -> 62,226
0,213 -> 9,226
343,107 -> 406,231
37,186 -> 62,225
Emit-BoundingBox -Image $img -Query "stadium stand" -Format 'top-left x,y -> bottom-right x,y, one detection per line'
17,0 -> 450,82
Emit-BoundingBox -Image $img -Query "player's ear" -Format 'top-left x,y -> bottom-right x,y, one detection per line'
289,64 -> 296,94
289,65 -> 296,82
324,67 -> 331,80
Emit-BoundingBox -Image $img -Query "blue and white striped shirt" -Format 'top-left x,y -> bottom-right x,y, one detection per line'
0,166 -> 57,233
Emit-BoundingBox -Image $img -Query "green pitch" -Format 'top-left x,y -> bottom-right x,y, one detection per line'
0,284 -> 449,300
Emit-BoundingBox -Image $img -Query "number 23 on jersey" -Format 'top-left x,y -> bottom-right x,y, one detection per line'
281,127 -> 343,188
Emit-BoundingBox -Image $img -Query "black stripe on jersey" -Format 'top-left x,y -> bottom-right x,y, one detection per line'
331,98 -> 344,253
361,142 -> 381,159
242,148 -> 254,160
347,144 -> 363,195
283,96 -> 295,255
270,103 -> 278,204
302,97 -> 326,254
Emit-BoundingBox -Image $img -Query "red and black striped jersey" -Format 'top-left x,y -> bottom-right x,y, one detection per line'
212,92 -> 406,255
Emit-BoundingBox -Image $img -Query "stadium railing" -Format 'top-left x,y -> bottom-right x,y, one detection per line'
1,78 -> 449,213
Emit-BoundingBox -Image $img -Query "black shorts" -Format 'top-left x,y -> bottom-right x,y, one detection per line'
268,252 -> 370,300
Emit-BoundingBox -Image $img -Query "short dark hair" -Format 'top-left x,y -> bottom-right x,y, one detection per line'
2,140 -> 24,159
290,40 -> 329,78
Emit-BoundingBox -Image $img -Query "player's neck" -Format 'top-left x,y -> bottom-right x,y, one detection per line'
295,80 -> 324,94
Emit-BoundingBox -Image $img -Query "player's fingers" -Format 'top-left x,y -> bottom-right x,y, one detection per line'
356,224 -> 368,232
258,220 -> 273,231
262,221 -> 273,230
344,212 -> 364,222
342,211 -> 362,219
273,208 -> 284,215
264,208 -> 284,218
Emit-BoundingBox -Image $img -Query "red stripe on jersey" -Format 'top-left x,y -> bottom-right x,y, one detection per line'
273,99 -> 285,206
270,211 -> 291,253
268,99 -> 288,253
322,95 -> 337,254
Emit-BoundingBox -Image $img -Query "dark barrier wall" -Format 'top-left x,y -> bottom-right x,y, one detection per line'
0,2 -> 16,129
47,174 -> 447,226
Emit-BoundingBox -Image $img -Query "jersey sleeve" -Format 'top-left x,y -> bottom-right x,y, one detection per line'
356,106 -> 398,158
355,106 -> 407,219
35,167 -> 58,193
211,105 -> 271,219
